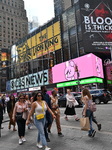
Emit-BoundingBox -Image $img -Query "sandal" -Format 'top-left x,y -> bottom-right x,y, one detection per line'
65,116 -> 68,121
75,118 -> 80,121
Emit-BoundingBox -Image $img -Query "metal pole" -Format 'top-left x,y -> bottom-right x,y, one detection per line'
110,46 -> 112,61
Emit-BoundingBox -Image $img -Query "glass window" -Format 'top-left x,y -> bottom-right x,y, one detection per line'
63,46 -> 69,62
67,7 -> 76,29
79,42 -> 85,55
76,9 -> 81,24
32,59 -> 38,73
38,57 -> 43,72
69,27 -> 77,44
55,49 -> 62,64
62,31 -> 69,47
62,12 -> 68,31
72,0 -> 79,5
70,44 -> 78,59
43,55 -> 49,70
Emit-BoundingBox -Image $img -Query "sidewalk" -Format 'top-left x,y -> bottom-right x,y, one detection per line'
0,107 -> 112,150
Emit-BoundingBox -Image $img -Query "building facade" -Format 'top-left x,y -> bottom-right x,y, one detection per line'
0,0 -> 28,92
6,0 -> 112,94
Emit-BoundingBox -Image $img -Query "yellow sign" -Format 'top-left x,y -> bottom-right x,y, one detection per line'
16,21 -> 61,62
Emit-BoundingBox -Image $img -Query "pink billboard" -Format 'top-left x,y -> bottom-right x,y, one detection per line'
52,53 -> 104,83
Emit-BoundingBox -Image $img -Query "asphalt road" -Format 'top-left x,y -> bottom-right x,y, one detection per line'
0,101 -> 112,150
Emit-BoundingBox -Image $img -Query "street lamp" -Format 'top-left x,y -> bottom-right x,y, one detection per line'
75,64 -> 80,92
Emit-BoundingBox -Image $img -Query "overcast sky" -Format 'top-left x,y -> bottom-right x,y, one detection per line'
24,0 -> 54,25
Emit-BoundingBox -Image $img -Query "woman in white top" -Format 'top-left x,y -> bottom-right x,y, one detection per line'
81,89 -> 96,137
13,93 -> 28,145
64,89 -> 79,121
26,92 -> 55,150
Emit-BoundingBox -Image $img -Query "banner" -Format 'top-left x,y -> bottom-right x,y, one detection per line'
10,70 -> 49,91
13,21 -> 61,63
80,0 -> 112,52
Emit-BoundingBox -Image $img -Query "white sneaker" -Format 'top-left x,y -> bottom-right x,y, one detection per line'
45,147 -> 51,150
19,139 -> 23,145
22,137 -> 26,142
37,143 -> 43,148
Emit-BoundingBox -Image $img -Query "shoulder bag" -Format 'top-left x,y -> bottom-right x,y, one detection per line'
35,102 -> 45,120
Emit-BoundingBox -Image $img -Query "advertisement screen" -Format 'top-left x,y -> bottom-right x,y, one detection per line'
13,21 -> 61,63
105,64 -> 112,80
52,53 -> 104,83
80,0 -> 112,52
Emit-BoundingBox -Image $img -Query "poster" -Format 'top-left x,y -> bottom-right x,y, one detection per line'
80,0 -> 112,52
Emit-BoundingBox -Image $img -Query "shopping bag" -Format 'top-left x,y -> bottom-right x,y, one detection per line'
80,117 -> 90,131
73,100 -> 79,106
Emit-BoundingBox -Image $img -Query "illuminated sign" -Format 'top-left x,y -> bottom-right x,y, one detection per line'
52,53 -> 104,83
10,70 -> 49,91
81,0 -> 112,52
107,80 -> 112,84
57,77 -> 103,88
14,21 -> 61,63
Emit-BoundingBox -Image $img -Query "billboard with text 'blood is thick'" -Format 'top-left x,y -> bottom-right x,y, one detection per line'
80,0 -> 112,53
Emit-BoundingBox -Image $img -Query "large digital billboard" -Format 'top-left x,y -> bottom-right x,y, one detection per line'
12,21 -> 61,63
80,0 -> 112,52
52,53 -> 104,83
10,69 -> 49,91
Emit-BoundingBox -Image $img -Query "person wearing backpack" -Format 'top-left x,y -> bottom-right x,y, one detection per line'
81,88 -> 96,137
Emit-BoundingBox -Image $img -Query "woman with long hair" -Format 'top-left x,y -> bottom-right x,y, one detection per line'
12,93 -> 28,145
26,92 -> 55,150
81,88 -> 96,137
7,94 -> 16,131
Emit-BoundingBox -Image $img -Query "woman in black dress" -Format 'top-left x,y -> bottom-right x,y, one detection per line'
64,89 -> 79,121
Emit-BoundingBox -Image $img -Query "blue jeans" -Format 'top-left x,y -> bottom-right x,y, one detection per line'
34,116 -> 47,146
86,109 -> 94,135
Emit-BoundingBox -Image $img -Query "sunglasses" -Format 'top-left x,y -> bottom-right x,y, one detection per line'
20,98 -> 25,99
37,95 -> 42,97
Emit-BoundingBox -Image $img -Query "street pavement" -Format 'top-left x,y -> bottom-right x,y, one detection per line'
0,101 -> 112,150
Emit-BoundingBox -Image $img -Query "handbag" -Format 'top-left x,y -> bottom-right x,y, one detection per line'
80,117 -> 90,131
16,112 -> 23,121
73,100 -> 79,106
35,102 -> 45,120
22,111 -> 28,120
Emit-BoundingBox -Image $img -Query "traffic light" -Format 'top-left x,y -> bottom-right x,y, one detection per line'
49,59 -> 54,68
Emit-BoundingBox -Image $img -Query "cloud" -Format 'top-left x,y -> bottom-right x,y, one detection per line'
24,0 -> 54,25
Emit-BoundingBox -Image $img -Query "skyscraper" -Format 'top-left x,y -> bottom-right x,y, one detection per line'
0,0 -> 28,49
54,0 -> 73,16
0,0 -> 28,92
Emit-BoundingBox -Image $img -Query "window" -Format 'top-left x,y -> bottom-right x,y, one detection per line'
55,49 -> 62,64
69,27 -> 77,44
62,12 -> 68,31
67,7 -> 76,29
43,55 -> 49,70
63,46 -> 69,61
62,31 -> 69,47
70,44 -> 78,59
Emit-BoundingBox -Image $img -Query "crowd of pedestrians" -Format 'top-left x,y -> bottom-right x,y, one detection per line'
0,87 -> 102,149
